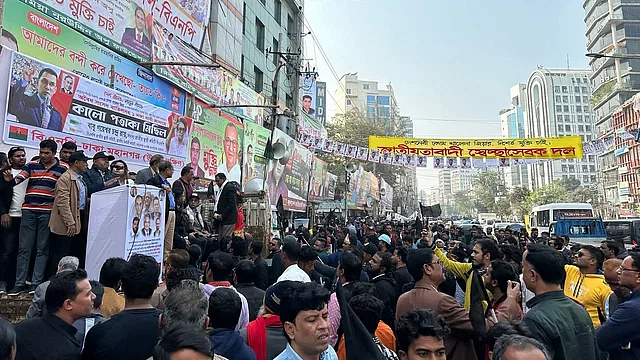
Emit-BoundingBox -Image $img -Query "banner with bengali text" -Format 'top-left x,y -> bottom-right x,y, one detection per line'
186,96 -> 243,184
4,52 -> 189,168
368,135 -> 584,159
19,0 -> 211,62
2,1 -> 185,113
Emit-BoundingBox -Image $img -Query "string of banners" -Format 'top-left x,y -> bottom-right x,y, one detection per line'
299,133 -> 586,169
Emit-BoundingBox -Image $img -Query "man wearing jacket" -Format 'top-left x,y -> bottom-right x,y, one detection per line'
81,151 -> 118,197
49,151 -> 89,276
212,173 -> 237,238
597,252 -> 640,360
369,251 -> 396,329
147,160 -> 176,255
135,154 -> 163,185
522,244 -> 598,360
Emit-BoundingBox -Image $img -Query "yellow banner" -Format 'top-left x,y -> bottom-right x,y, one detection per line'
368,136 -> 583,159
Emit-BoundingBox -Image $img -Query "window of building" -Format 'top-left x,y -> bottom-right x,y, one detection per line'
563,175 -> 569,180
556,115 -> 563,122
346,88 -> 352,95
564,105 -> 569,112
366,95 -> 375,104
582,165 -> 588,172
569,165 -> 575,172
556,105 -> 562,112
242,2 -> 246,34
575,96 -> 581,103
363,84 -> 370,90
285,93 -> 293,109
274,0 -> 281,25
578,125 -> 584,132
272,38 -> 279,65
590,165 -> 596,172
254,66 -> 263,93
565,125 -> 571,131
287,14 -> 294,35
577,115 -> 583,122
562,165 -> 568,172
555,86 -> 560,93
574,86 -> 580,93
586,125 -> 591,132
576,106 -> 582,112
563,96 -> 569,102
583,96 -> 589,103
255,18 -> 265,51
591,175 -> 597,182
347,99 -> 352,105
557,125 -> 563,132
587,135 -> 593,141
583,175 -> 589,183
564,115 -> 570,122
562,86 -> 568,93
582,87 -> 588,92
556,95 -> 561,102
377,96 -> 390,105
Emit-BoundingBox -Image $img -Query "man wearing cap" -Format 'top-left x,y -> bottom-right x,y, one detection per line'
378,234 -> 392,253
48,151 -> 89,276
81,151 -> 118,196
240,281 -> 290,360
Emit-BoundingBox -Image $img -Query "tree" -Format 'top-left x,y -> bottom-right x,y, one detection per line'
472,170 -> 503,213
453,191 -> 475,217
509,186 -> 531,218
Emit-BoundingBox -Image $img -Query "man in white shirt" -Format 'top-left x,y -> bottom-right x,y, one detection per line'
277,238 -> 311,283
219,123 -> 241,183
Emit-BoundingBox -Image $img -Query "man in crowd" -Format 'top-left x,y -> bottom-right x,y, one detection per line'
395,309 -> 449,360
3,140 -> 67,295
59,142 -> 76,168
492,335 -> 551,360
378,234 -> 392,253
98,257 -> 126,318
241,281 -> 289,359
15,270 -> 95,360
135,154 -> 163,185
396,248 -> 521,360
522,244 -> 598,360
314,238 -> 330,264
564,245 -> 612,328
72,280 -> 106,345
277,239 -> 311,283
0,146 -> 27,294
602,258 -> 630,319
48,151 -> 89,275
328,251 -> 363,347
147,160 -> 176,255
0,317 -> 16,360
597,251 -> 640,359
600,241 -> 621,261
172,165 -> 194,201
81,151 -> 118,196
212,173 -> 237,238
349,294 -> 398,359
151,249 -> 190,309
484,260 -> 523,319
392,247 -> 412,301
26,256 -> 79,319
248,240 -> 268,290
369,251 -> 396,328
234,260 -> 266,322
153,325 -> 217,360
208,288 -> 256,360
203,252 -> 249,330
82,254 -> 161,359
275,281 -> 337,359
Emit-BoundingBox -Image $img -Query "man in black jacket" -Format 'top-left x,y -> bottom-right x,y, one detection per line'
212,173 -> 237,238
147,160 -> 176,255
81,151 -> 118,196
234,260 -> 265,321
369,251 -> 396,329
392,247 -> 413,300
15,269 -> 95,360
248,240 -> 268,290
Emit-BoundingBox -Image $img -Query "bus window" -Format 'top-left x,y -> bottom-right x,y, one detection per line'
537,210 -> 550,227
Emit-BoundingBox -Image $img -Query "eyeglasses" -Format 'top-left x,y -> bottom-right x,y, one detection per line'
113,166 -> 125,170
224,138 -> 238,147
619,266 -> 640,273
429,259 -> 442,267
177,127 -> 186,133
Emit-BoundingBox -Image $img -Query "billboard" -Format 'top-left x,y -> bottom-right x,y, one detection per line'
2,2 -> 185,113
4,52 -> 189,167
18,0 -> 211,62
186,96 -> 243,184
242,120 -> 271,192
267,129 -> 312,212
308,156 -> 327,202
301,75 -> 317,118
380,178 -> 393,210
316,81 -> 326,126
325,172 -> 338,200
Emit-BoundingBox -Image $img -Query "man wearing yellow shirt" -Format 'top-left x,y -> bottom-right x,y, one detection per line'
564,245 -> 612,328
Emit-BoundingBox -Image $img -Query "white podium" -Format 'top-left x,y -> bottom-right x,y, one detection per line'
85,184 -> 166,280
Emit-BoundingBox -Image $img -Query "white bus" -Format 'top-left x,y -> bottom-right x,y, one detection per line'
529,203 -> 594,234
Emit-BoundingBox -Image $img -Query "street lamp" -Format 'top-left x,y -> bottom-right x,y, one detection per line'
585,52 -> 640,60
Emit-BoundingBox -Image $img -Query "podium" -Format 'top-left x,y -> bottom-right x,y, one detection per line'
85,185 -> 166,279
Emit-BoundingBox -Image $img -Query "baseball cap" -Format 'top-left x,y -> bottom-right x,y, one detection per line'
92,151 -> 115,161
378,234 -> 391,245
264,281 -> 288,315
69,151 -> 90,163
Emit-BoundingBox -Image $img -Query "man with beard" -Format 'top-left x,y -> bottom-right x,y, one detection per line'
369,251 -> 396,328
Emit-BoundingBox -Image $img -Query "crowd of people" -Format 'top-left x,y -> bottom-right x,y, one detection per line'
0,140 -> 639,360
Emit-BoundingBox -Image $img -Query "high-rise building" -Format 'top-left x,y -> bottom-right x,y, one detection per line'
451,169 -> 478,193
240,0 -> 304,136
500,84 -> 530,189
584,0 -> 640,210
334,73 -> 399,130
524,68 -> 598,189
437,170 -> 452,205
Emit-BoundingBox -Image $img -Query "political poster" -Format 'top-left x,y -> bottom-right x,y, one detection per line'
308,156 -> 327,202
242,120 -> 271,192
20,0 -> 211,62
325,172 -> 337,201
301,75 -> 317,118
4,52 -> 189,167
380,178 -> 393,210
126,185 -> 165,262
2,1 -> 185,112
267,128 -> 312,212
187,96 -> 243,184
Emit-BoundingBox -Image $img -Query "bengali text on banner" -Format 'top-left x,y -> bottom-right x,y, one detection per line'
368,135 -> 584,159
4,52 -> 189,167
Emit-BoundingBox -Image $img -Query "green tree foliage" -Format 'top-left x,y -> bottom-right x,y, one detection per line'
472,170 -> 503,213
453,191 -> 475,217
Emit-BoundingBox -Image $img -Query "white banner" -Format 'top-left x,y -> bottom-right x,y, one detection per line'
126,185 -> 165,261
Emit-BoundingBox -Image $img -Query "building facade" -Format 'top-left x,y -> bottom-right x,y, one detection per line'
241,0 -> 304,136
451,169 -> 478,193
524,68 -> 598,189
334,73 -> 399,131
500,84 -> 530,189
584,0 -> 640,212
610,94 -> 640,216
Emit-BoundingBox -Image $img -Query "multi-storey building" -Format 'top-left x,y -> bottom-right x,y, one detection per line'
584,0 -> 640,212
524,68 -> 598,190
451,169 -> 478,194
334,73 -> 399,131
500,84 -> 530,189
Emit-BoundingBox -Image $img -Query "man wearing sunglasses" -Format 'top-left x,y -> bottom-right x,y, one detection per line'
563,245 -> 612,328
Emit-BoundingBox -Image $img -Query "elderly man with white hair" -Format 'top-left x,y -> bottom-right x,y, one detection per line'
25,256 -> 79,319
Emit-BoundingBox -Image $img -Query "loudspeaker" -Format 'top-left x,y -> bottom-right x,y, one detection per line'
345,163 -> 357,173
272,142 -> 286,159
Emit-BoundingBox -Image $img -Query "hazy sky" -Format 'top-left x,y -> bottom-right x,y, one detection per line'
303,0 -> 589,190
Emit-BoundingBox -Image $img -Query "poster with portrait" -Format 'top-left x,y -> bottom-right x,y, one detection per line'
368,149 -> 379,163
126,185 -> 165,260
242,120 -> 271,192
301,133 -> 312,146
416,156 -> 428,167
267,128 -> 312,211
446,157 -> 458,169
392,153 -> 405,166
460,157 -> 472,169
322,139 -> 334,153
486,158 -> 499,168
3,52 -> 188,167
406,154 -> 416,167
433,157 -> 444,169
379,150 -> 392,164
356,147 -> 368,161
187,96 -> 244,184
345,145 -> 357,158
313,137 -> 324,150
498,158 -> 509,167
300,75 -> 317,119
333,142 -> 346,155
308,156 -> 327,202
325,172 -> 338,200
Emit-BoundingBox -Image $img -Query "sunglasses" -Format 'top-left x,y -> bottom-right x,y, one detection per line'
113,165 -> 125,170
